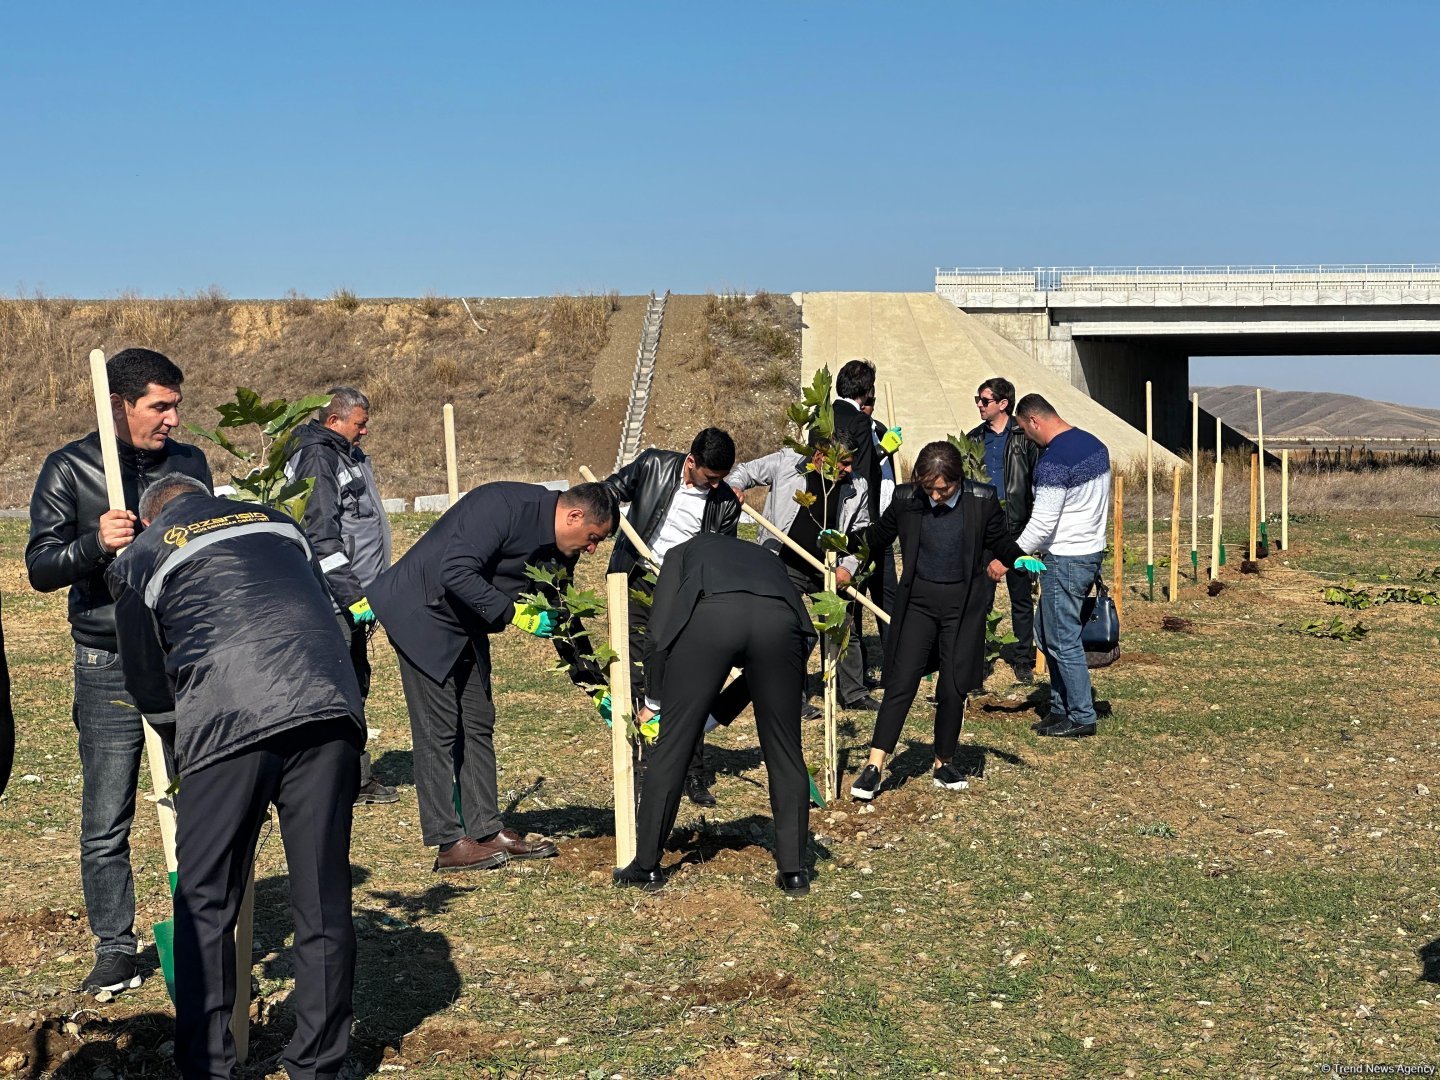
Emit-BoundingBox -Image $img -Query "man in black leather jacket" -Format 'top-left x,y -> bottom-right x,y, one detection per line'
107,476 -> 363,1080
602,428 -> 739,806
967,377 -> 1042,682
25,348 -> 212,998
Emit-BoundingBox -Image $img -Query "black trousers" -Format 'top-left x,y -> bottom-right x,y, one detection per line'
173,718 -> 361,1080
856,542 -> 898,672
393,639 -> 502,847
633,593 -> 810,874
347,621 -> 379,787
869,577 -> 969,761
999,566 -> 1035,667
628,578 -> 705,780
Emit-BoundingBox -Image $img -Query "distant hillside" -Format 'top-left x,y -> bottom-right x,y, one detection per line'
1193,385 -> 1440,439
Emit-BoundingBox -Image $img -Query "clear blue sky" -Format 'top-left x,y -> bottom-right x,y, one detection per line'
3,3 -> 1438,403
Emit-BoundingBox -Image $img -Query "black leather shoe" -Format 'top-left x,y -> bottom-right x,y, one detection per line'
1032,713 -> 1064,732
842,694 -> 883,711
684,775 -> 717,807
1036,717 -> 1097,738
801,702 -> 823,721
612,863 -> 665,891
775,871 -> 810,896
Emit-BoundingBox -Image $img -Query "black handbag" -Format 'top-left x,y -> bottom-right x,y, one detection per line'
1080,576 -> 1120,668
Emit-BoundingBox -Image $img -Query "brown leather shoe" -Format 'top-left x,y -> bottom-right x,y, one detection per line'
433,836 -> 509,872
491,827 -> 558,860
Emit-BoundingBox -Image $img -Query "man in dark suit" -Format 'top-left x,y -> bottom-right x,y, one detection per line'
603,427 -> 740,805
369,482 -> 618,871
612,534 -> 817,896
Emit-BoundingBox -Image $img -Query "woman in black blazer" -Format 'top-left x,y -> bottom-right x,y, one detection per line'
846,441 -> 1037,800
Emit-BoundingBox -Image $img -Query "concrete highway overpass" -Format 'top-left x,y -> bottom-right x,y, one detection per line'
798,291 -> 1178,470
935,265 -> 1440,449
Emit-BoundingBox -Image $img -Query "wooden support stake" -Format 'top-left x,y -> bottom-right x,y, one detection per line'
606,573 -> 637,868
1191,393 -> 1199,580
1034,579 -> 1046,677
1256,388 -> 1267,544
1281,449 -> 1290,551
91,349 -> 250,1059
1112,474 -> 1124,619
1145,380 -> 1154,601
822,551 -> 839,804
1211,462 -> 1223,579
442,402 -> 459,508
1169,465 -> 1181,602
1249,452 -> 1258,561
884,380 -> 904,482
737,503 -> 890,625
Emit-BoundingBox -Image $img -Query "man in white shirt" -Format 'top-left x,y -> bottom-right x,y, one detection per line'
1013,395 -> 1112,738
602,429 -> 741,804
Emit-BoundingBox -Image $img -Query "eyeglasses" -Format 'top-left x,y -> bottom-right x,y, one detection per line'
975,395 -> 998,405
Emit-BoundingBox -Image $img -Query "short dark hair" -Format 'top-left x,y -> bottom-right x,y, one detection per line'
138,474 -> 210,521
1014,394 -> 1057,421
323,387 -> 370,422
807,431 -> 855,459
108,348 -> 184,404
978,377 -> 1015,412
559,482 -> 620,531
688,427 -> 735,473
836,359 -> 876,404
911,441 -> 965,489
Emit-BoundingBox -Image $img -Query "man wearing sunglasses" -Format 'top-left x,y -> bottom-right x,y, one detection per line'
967,377 -> 1041,684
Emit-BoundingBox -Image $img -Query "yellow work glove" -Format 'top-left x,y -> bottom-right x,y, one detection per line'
348,598 -> 376,625
511,602 -> 559,638
880,426 -> 903,454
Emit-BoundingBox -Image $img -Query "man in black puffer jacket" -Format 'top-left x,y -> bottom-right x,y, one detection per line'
602,428 -> 739,806
25,348 -> 212,999
108,476 -> 363,1080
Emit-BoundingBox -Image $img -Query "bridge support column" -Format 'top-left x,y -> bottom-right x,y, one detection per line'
1072,340 -> 1189,451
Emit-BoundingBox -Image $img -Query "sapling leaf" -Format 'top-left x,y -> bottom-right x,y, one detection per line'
793,490 -> 818,509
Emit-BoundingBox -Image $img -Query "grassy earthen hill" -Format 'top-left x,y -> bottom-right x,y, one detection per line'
0,291 -> 800,506
1196,384 -> 1440,440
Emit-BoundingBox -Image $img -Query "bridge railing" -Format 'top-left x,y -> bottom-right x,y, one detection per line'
935,264 -> 1440,293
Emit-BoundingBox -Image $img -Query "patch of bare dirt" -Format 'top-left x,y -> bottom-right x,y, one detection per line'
0,910 -> 88,968
377,1016 -> 513,1068
676,970 -> 803,1006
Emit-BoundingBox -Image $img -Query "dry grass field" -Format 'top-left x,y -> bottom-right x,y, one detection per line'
0,292 -> 801,508
2,495 -> 1439,1078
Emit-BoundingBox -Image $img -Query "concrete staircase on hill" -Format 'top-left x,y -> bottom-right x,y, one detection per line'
614,291 -> 668,472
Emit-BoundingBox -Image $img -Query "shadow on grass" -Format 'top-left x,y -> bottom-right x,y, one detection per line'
246,865 -> 463,1077
370,748 -> 411,786
664,813 -> 833,877
1419,938 -> 1440,983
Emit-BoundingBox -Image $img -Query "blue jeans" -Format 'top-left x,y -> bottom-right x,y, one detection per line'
1035,551 -> 1104,728
73,644 -> 144,956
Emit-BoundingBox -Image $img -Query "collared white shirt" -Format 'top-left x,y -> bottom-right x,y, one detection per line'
928,488 -> 961,510
649,482 -> 708,564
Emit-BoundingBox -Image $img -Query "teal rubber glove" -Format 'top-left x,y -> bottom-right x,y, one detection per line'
347,598 -> 376,625
818,528 -> 847,552
511,602 -> 559,638
1015,556 -> 1047,574
880,426 -> 903,454
593,690 -> 612,723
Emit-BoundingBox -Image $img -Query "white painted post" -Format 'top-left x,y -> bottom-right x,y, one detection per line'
1281,450 -> 1290,551
606,573 -> 637,867
1256,388 -> 1267,546
1145,381 -> 1154,600
1191,393 -> 1199,580
443,403 -> 459,508
822,551 -> 838,803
